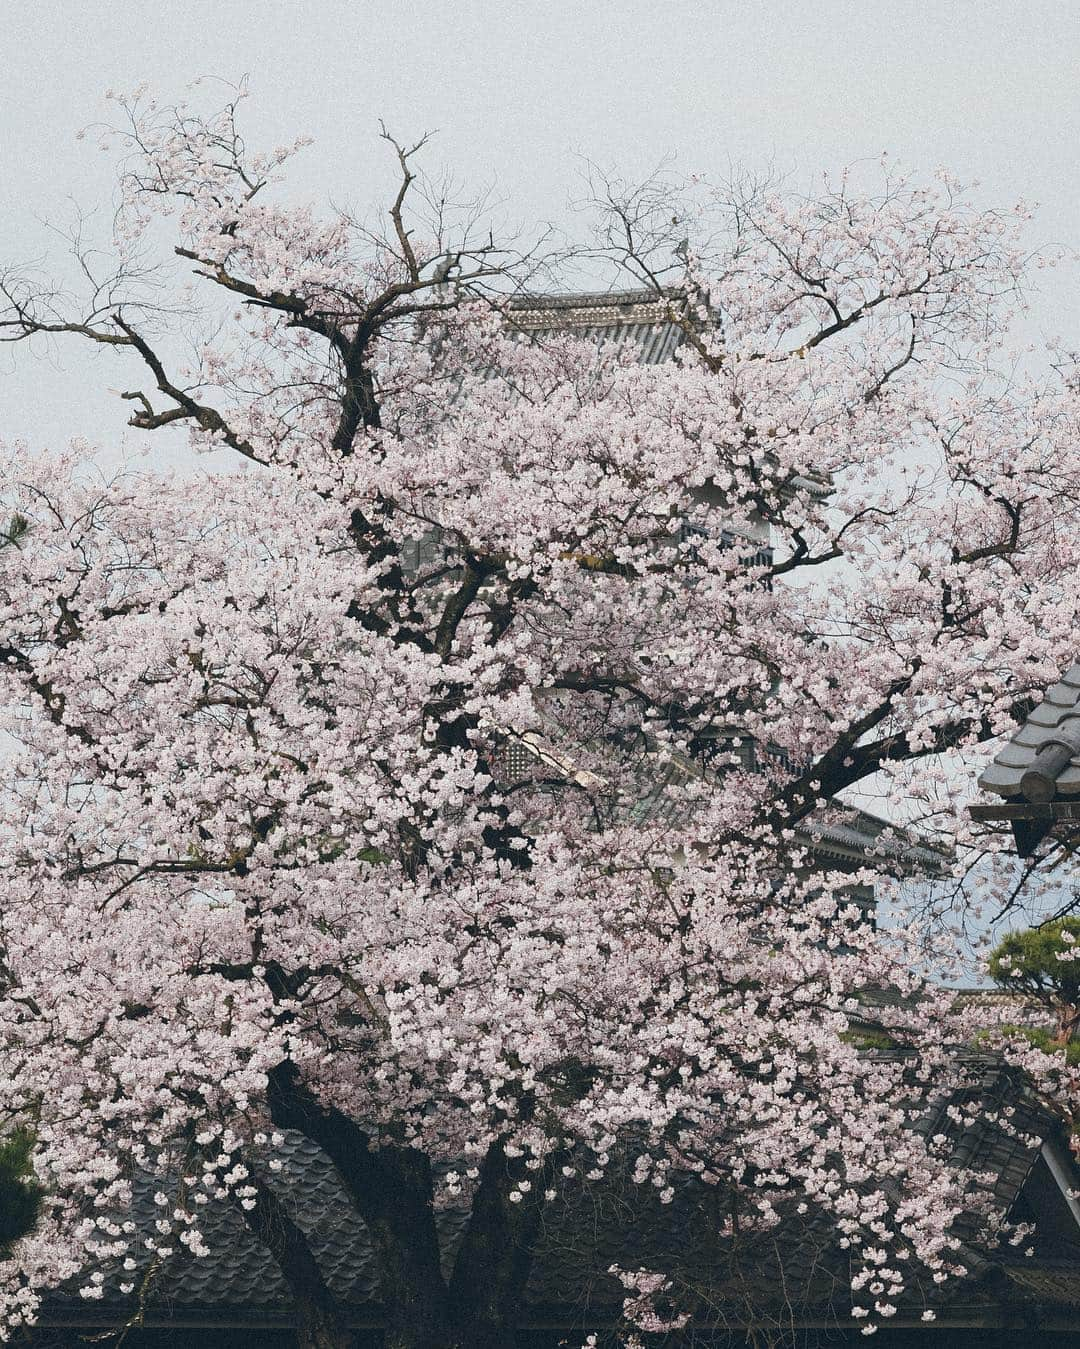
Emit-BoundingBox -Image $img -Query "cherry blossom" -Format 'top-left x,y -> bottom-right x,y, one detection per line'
0,85 -> 1077,1348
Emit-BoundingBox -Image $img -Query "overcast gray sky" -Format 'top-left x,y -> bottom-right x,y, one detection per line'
2,1 -> 1079,457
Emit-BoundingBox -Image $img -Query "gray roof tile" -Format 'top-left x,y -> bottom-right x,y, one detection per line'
37,1070 -> 1068,1331
978,665 -> 1080,800
977,762 -> 1024,792
505,287 -> 691,365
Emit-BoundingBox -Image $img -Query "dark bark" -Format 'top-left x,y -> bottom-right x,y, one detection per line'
331,338 -> 381,452
267,1065 -> 450,1349
445,1139 -> 563,1349
215,1152 -> 355,1349
266,1067 -> 563,1349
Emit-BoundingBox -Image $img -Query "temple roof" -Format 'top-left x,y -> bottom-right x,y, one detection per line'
35,1066 -> 1079,1337
978,661 -> 1080,801
972,662 -> 1080,853
504,286 -> 691,364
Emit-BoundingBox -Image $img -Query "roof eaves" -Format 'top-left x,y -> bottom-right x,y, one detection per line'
972,662 -> 1080,853
504,286 -> 690,326
977,663 -> 1080,803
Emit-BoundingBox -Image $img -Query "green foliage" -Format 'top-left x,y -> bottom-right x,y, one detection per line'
0,1129 -> 40,1252
0,513 -> 28,550
988,917 -> 1080,1003
840,1027 -> 897,1051
973,1022 -> 1080,1066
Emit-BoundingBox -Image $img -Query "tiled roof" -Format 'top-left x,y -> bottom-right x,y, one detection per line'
64,1134 -> 384,1315
504,287 -> 691,364
797,810 -> 947,873
978,661 -> 1080,801
37,1137 -> 735,1324
1000,1260 -> 1080,1307
500,287 -> 830,502
497,715 -> 946,876
36,1069 -> 1068,1334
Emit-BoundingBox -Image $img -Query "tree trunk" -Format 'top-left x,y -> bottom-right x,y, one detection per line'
216,1148 -> 357,1349
296,1311 -> 357,1349
1055,1000 -> 1080,1046
266,1069 -> 561,1349
268,1065 -> 450,1349
443,1139 -> 565,1349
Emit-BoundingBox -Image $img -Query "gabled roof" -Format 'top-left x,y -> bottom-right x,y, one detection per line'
501,286 -> 831,502
497,720 -> 947,878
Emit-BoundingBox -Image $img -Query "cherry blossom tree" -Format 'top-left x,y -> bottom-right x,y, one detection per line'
0,83 -> 1079,1348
